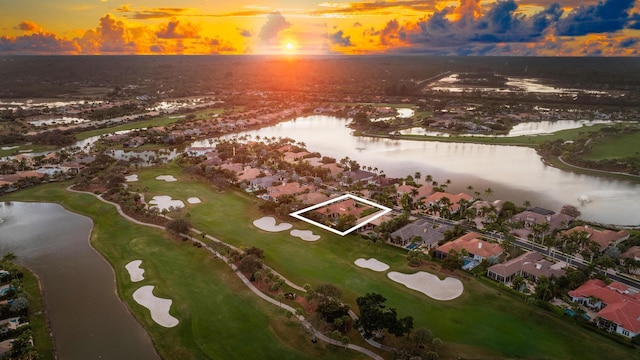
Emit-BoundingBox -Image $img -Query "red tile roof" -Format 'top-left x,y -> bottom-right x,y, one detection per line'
569,279 -> 640,333
435,232 -> 503,259
562,226 -> 630,251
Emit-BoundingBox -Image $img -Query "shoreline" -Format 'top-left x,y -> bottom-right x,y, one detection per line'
354,128 -> 640,184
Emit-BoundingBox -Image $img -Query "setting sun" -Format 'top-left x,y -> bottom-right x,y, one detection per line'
285,42 -> 294,51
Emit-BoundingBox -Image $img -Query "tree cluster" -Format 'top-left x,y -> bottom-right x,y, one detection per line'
355,293 -> 413,340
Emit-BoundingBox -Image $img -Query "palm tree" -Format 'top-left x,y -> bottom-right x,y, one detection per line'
438,197 -> 452,219
523,200 -> 531,209
414,171 -> 421,181
512,275 -> 525,291
425,174 -> 433,183
484,187 -> 494,199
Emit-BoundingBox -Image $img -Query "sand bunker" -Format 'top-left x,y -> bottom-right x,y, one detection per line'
133,285 -> 179,328
354,258 -> 390,272
187,197 -> 201,204
155,175 -> 177,182
125,174 -> 138,182
290,229 -> 320,241
253,216 -> 292,232
149,195 -> 185,211
387,271 -> 463,301
125,260 -> 145,282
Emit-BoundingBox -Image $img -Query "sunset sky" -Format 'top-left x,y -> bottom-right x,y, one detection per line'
1,0 -> 639,56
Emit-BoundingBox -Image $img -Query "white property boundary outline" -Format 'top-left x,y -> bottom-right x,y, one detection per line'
290,194 -> 392,236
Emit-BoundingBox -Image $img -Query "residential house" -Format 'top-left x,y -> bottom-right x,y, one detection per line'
487,252 -> 565,284
423,191 -> 474,215
296,191 -> 332,205
434,232 -> 503,262
396,184 -> 434,207
283,151 -> 310,163
568,279 -> 640,338
561,225 -> 630,252
621,246 -> 640,274
390,218 -> 451,249
358,213 -> 394,233
340,170 -> 376,186
266,181 -> 315,201
321,163 -> 343,177
319,198 -> 367,220
511,209 -> 574,238
249,175 -> 281,191
236,166 -> 262,181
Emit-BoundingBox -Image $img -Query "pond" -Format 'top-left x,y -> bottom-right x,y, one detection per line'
209,115 -> 640,226
0,202 -> 159,360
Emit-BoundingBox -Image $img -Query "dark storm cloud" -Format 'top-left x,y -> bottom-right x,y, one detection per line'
238,28 -> 252,37
328,30 -> 353,46
258,12 -> 291,41
404,0 -> 563,47
0,32 -> 79,54
556,0 -> 636,36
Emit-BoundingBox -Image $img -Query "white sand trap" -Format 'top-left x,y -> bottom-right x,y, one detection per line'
149,195 -> 184,211
1,146 -> 19,150
125,260 -> 145,282
387,271 -> 463,301
133,285 -> 179,328
125,174 -> 138,182
187,197 -> 201,204
155,175 -> 177,182
253,216 -> 292,232
290,229 -> 320,241
354,258 -> 390,272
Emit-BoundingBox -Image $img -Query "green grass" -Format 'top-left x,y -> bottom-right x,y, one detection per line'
128,165 -> 639,360
20,266 -> 54,360
0,145 -> 57,158
585,131 -> 640,160
4,183 -> 367,360
362,123 -> 610,147
75,115 -> 186,140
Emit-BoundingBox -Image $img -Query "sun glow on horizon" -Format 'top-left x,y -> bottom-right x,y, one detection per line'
282,40 -> 298,55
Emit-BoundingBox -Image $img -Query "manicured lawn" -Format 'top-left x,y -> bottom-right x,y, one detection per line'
128,165 -> 639,359
4,183 -> 368,360
75,115 -> 185,140
585,131 -> 640,160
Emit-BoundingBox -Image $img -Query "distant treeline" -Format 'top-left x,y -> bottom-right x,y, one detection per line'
0,129 -> 76,146
1,56 -> 640,99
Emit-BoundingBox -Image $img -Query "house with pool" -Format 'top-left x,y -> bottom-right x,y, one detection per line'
569,279 -> 640,339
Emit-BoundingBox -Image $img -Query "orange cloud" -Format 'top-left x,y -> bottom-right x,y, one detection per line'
14,20 -> 41,32
311,0 -> 436,16
156,20 -> 201,39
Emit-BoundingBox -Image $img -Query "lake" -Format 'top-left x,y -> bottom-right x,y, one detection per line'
207,115 -> 640,226
0,202 -> 159,360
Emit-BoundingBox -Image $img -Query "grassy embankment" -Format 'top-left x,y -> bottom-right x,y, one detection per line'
4,183 -> 365,360
584,131 -> 640,161
125,164 -> 639,360
20,265 -> 54,360
360,123 -> 611,147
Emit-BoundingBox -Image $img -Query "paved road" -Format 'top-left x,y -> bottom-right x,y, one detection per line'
412,211 -> 640,290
